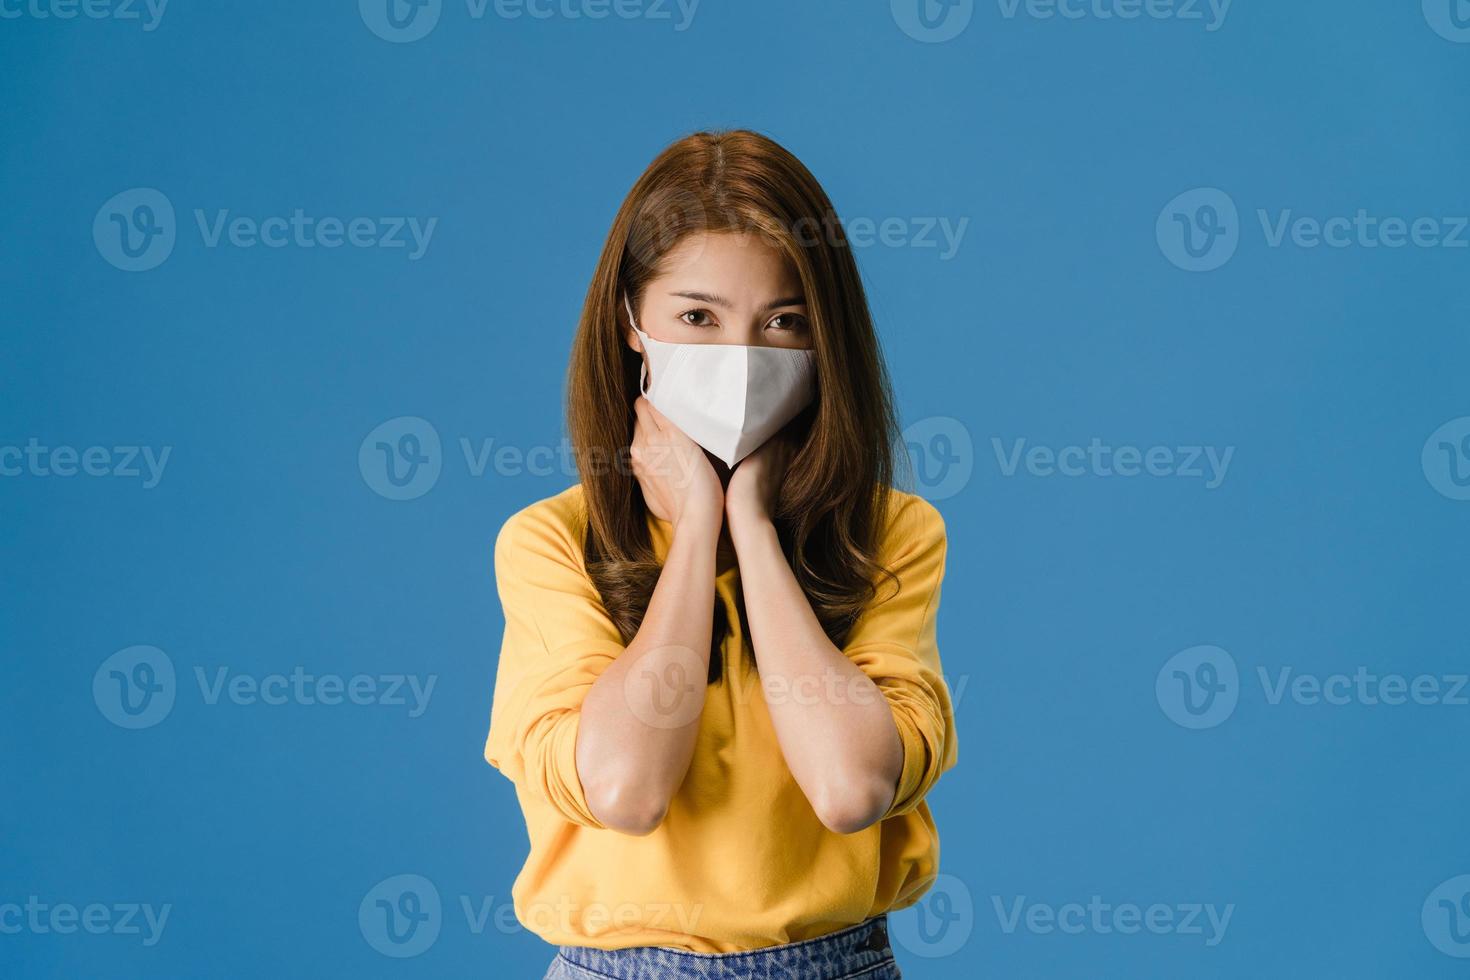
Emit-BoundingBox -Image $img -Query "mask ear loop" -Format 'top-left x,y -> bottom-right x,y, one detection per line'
624,293 -> 651,396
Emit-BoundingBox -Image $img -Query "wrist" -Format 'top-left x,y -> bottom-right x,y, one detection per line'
673,508 -> 724,542
726,505 -> 776,548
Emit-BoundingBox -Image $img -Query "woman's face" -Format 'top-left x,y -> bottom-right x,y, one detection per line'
627,231 -> 814,354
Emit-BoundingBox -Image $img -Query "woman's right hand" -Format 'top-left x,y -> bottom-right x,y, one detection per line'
631,397 -> 724,532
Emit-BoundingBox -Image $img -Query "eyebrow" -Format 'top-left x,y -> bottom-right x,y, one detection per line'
669,291 -> 806,312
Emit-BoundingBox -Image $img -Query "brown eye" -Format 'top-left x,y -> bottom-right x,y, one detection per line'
680,310 -> 715,327
768,313 -> 809,332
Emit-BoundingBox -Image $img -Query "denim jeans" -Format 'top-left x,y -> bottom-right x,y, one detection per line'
543,915 -> 903,979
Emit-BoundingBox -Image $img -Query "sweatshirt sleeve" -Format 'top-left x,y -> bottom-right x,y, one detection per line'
843,493 -> 957,821
484,500 -> 623,829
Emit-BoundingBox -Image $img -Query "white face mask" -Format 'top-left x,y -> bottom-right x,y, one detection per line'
625,294 -> 816,467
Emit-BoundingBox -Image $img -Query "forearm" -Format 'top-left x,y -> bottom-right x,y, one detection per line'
729,515 -> 903,834
576,517 -> 718,833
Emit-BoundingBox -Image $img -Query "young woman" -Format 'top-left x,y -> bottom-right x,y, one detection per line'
485,130 -> 957,980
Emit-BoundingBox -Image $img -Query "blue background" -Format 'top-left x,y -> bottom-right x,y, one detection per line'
4,0 -> 1470,976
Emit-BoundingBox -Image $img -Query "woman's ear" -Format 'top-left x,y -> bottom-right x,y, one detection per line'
622,293 -> 643,353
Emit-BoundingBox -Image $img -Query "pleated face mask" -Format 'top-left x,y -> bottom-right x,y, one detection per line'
625,294 -> 816,467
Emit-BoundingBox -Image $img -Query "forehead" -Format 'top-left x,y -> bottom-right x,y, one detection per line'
653,231 -> 800,290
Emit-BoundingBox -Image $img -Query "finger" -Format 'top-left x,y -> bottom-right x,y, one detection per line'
645,408 -> 701,453
633,396 -> 663,434
638,396 -> 673,433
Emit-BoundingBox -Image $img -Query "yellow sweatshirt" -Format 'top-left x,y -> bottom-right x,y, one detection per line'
484,484 -> 956,953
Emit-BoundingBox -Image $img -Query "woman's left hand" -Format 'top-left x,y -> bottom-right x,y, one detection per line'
725,435 -> 794,531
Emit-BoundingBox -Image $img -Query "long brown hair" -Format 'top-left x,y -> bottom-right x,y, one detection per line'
567,129 -> 898,683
